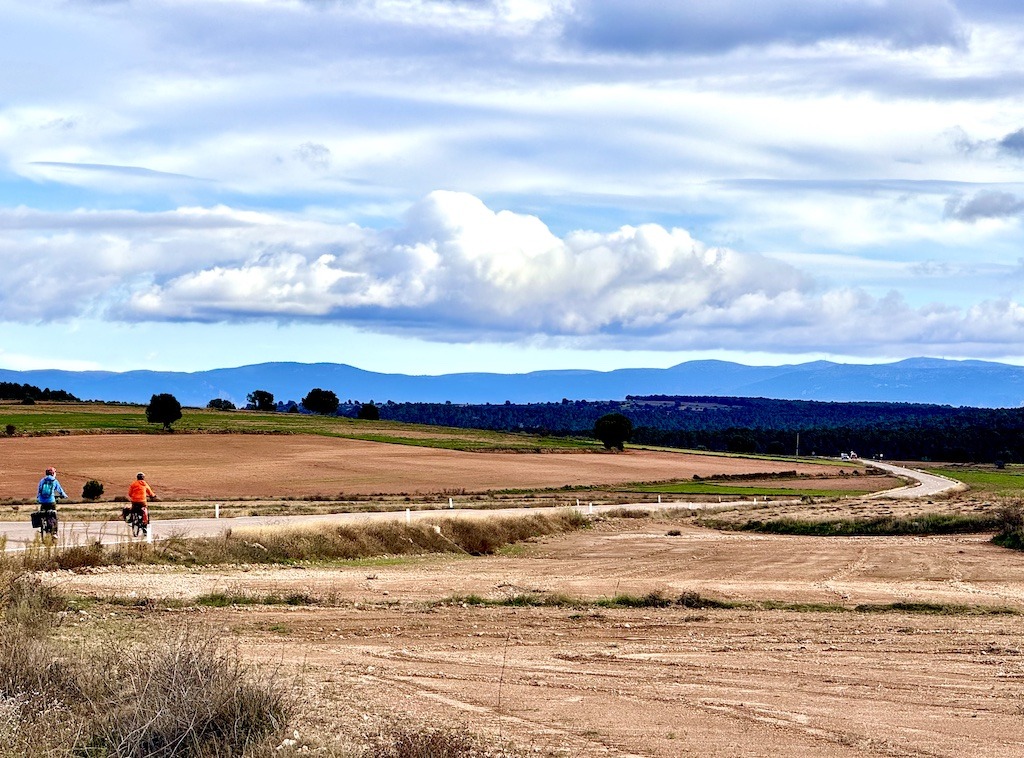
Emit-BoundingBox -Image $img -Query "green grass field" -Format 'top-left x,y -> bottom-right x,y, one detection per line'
0,401 -> 596,453
933,467 -> 1024,496
628,481 -> 869,498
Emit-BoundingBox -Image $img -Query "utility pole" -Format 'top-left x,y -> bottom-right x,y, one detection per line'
795,432 -> 800,457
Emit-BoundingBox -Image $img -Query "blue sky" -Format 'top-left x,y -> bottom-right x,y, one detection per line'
3,0 -> 1024,374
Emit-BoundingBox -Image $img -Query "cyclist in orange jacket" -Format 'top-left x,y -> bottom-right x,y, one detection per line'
127,472 -> 156,527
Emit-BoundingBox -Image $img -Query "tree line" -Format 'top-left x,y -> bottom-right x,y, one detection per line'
0,381 -> 79,403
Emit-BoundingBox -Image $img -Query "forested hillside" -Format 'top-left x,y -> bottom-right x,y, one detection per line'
351,395 -> 1024,462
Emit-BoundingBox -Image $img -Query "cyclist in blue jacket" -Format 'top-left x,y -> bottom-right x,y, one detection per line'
37,466 -> 67,512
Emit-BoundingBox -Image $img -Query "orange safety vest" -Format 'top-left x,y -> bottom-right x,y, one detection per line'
128,480 -> 155,503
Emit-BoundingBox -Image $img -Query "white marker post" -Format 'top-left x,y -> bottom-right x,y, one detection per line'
658,495 -> 662,504
449,497 -> 453,509
588,502 -> 593,515
406,508 -> 411,524
215,503 -> 220,519
146,526 -> 153,544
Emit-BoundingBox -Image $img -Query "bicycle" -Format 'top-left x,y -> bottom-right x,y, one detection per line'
36,509 -> 58,540
126,508 -> 147,538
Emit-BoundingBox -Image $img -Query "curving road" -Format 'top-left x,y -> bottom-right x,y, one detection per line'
862,459 -> 964,499
0,460 -> 964,552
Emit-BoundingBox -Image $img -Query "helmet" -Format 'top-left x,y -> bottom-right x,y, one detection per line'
136,472 -> 145,480
45,467 -> 56,476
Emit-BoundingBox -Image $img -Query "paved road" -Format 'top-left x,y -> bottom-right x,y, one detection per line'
0,499 -> 751,552
0,460 -> 962,551
862,459 -> 965,499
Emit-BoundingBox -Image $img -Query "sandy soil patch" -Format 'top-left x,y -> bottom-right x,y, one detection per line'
0,434 -> 849,500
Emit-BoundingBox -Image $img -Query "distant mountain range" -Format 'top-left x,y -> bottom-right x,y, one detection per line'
2,357 -> 1024,409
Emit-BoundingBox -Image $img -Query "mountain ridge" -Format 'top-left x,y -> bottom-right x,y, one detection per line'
2,357 -> 1024,409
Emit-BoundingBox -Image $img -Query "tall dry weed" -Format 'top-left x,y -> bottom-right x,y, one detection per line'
0,571 -> 291,757
82,628 -> 289,757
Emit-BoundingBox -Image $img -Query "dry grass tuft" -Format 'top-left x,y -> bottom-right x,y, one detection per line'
0,571 -> 290,757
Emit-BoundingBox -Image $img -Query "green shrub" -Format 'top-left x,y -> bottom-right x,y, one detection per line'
993,501 -> 1024,550
82,479 -> 104,501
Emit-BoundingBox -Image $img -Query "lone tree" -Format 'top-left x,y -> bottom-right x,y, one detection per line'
146,393 -> 183,431
207,398 -> 236,411
247,389 -> 275,412
357,401 -> 380,421
594,412 -> 633,451
82,480 -> 104,501
302,387 -> 339,415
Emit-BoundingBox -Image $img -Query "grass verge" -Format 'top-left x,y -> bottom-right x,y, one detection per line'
5,510 -> 591,570
440,590 -> 1021,616
695,511 -> 1000,536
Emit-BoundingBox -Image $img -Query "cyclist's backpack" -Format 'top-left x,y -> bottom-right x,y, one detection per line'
40,479 -> 54,499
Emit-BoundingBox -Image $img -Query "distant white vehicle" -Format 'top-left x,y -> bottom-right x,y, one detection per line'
840,453 -> 850,461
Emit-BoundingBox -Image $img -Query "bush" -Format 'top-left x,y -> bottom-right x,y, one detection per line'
994,501 -> 1024,550
207,398 -> 236,411
0,570 -> 291,757
82,479 -> 104,501
364,722 -> 486,758
86,628 -> 288,756
3,424 -> 13,436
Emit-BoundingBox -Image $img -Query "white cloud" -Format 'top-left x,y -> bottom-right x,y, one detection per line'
4,191 -> 983,357
126,192 -> 813,338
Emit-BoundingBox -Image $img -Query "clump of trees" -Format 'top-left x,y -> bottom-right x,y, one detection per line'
146,393 -> 182,431
594,412 -> 633,451
302,388 -> 339,415
357,402 -> 380,420
207,398 -> 236,410
247,389 -> 275,412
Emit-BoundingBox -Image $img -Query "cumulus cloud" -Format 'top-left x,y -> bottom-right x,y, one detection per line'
6,192 -> 1024,355
944,191 -> 1024,221
128,191 -> 813,339
563,0 -> 966,54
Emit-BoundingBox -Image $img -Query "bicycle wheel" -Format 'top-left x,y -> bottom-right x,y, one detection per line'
41,512 -> 57,540
131,513 -> 143,538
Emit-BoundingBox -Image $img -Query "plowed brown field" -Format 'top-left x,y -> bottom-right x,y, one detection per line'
0,434 -> 851,499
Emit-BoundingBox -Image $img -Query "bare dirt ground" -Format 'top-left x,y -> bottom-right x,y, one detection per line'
0,434 -> 854,500
56,515 -> 1024,757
